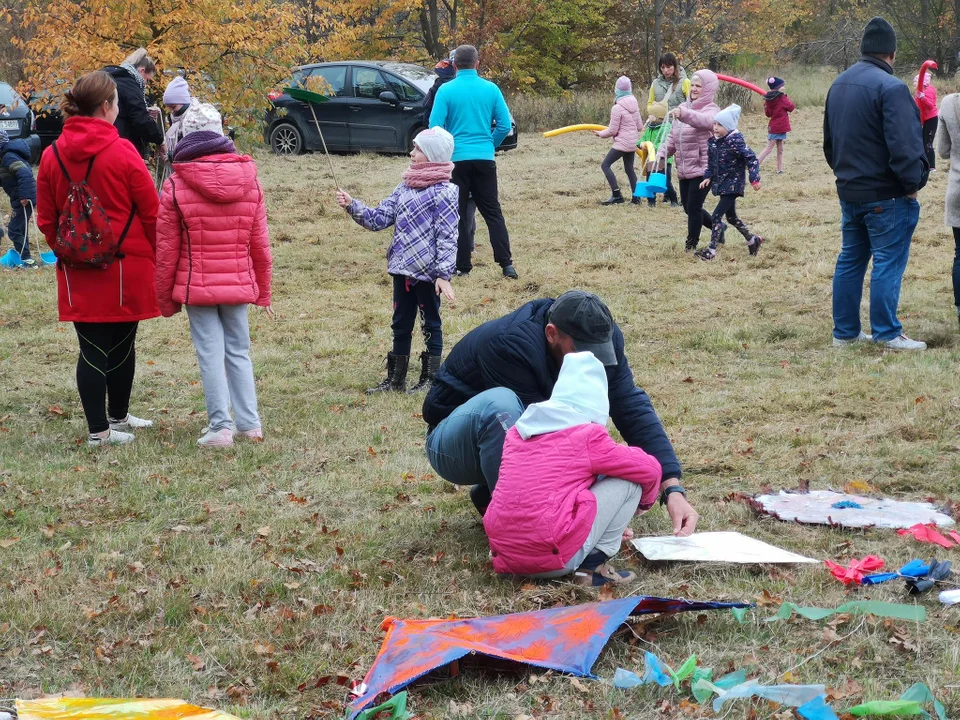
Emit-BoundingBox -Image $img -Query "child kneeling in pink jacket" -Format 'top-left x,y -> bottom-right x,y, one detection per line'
484,351 -> 662,587
155,104 -> 273,448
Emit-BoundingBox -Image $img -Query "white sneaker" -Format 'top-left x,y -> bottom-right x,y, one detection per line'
197,427 -> 234,448
883,334 -> 927,351
87,429 -> 135,446
833,331 -> 872,347
109,414 -> 154,431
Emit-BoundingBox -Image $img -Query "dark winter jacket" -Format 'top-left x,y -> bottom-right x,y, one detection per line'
764,91 -> 795,134
422,73 -> 454,126
422,298 -> 682,480
823,56 -> 928,202
103,65 -> 164,158
0,139 -> 36,206
705,131 -> 760,197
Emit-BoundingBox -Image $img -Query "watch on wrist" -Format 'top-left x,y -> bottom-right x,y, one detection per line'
659,484 -> 687,507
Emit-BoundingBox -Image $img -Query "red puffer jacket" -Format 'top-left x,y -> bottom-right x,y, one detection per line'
155,154 -> 272,317
36,116 -> 160,323
764,92 -> 796,135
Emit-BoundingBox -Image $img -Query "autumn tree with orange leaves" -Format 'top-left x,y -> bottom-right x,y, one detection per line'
13,0 -> 301,120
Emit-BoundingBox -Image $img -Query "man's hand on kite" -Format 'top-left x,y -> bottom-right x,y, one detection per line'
663,481 -> 699,536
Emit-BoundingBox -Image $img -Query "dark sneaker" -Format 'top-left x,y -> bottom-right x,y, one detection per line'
502,265 -> 519,280
695,247 -> 717,261
748,235 -> 764,256
684,238 -> 698,253
573,562 -> 637,587
601,190 -> 624,205
455,269 -> 471,277
22,258 -> 38,269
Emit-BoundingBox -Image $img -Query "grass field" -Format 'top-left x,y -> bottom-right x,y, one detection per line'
1,105 -> 959,719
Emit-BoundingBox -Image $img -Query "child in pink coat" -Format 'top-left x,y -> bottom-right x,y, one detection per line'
915,72 -> 939,171
155,104 -> 273,448
595,76 -> 642,205
484,351 -> 662,587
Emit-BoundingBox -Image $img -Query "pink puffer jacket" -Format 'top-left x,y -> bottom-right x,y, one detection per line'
155,154 -> 272,317
484,424 -> 662,576
658,70 -> 720,179
597,95 -> 643,152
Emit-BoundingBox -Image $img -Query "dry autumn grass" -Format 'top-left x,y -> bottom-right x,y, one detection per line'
1,97 -> 959,719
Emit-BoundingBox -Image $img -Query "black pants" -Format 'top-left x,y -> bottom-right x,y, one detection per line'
923,117 -> 938,170
392,275 -> 442,356
952,228 -> 960,309
647,163 -> 678,206
709,195 -> 753,247
73,321 -> 139,434
678,176 -> 713,245
600,149 -> 637,194
451,160 -> 512,272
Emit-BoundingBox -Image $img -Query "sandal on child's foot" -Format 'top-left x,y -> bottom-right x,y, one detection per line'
573,562 -> 637,587
695,247 -> 717,261
748,235 -> 764,256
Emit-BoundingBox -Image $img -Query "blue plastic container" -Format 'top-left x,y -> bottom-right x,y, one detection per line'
647,172 -> 668,193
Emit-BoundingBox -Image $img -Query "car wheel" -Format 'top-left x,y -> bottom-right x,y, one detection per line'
406,126 -> 423,153
271,123 -> 303,156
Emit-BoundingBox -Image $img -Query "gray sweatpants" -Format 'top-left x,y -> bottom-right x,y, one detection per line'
185,304 -> 261,432
532,477 -> 644,579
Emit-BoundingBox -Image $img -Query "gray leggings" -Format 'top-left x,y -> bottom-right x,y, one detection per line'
531,477 -> 644,579
186,304 -> 261,432
601,149 -> 638,193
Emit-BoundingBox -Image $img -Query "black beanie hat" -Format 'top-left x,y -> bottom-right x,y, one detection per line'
860,17 -> 897,56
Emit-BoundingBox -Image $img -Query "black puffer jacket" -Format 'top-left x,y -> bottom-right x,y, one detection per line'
422,298 -> 682,480
103,65 -> 164,158
823,56 -> 928,202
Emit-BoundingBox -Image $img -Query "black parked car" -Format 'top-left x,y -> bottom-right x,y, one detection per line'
265,61 -> 518,155
0,82 -> 41,162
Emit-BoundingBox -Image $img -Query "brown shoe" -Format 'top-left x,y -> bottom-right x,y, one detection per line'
573,562 -> 637,587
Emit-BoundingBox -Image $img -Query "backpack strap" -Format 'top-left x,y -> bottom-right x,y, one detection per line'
51,143 -> 96,183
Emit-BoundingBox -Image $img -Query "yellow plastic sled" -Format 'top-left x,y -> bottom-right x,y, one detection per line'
16,698 -> 242,720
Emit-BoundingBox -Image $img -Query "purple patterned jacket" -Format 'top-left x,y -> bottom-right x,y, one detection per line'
348,182 -> 459,283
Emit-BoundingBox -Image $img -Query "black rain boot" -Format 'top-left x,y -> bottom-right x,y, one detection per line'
470,484 -> 492,516
366,352 -> 409,394
601,189 -> 624,205
407,352 -> 442,394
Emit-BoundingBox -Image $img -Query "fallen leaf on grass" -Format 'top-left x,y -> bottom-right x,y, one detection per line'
256,526 -> 271,538
186,653 -> 206,671
570,677 -> 591,694
47,405 -> 64,416
0,537 -> 20,549
827,679 -> 864,700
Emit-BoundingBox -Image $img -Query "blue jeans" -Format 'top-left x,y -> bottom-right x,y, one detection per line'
8,203 -> 31,261
833,197 -> 920,342
425,388 -> 524,492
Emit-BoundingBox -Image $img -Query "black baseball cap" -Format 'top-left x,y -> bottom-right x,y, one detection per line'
547,291 -> 618,366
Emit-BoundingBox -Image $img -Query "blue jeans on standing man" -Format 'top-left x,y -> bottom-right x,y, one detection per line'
425,387 -> 524,493
833,196 -> 920,343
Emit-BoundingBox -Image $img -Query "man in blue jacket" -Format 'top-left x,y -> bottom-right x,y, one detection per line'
0,129 -> 38,268
429,44 -> 518,280
422,290 -> 699,536
823,17 -> 928,351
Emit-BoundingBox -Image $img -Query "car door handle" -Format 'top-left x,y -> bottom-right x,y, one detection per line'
349,106 -> 361,111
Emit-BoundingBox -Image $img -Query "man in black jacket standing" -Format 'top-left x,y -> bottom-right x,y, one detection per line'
422,290 -> 698,536
823,17 -> 928,351
103,48 -> 164,159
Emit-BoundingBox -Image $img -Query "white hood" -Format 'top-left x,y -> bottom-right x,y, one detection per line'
514,351 -> 609,440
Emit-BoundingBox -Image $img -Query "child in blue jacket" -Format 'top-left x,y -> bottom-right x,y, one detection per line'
0,129 -> 38,268
697,105 -> 763,261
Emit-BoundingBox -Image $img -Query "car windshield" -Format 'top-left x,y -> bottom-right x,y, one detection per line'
0,83 -> 23,111
379,63 -> 435,94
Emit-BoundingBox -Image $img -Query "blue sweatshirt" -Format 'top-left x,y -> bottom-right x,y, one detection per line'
429,69 -> 512,162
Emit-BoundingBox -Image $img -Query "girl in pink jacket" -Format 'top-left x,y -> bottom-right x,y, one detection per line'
155,104 -> 273,448
914,72 -> 939,172
595,76 -> 642,205
656,69 -> 720,252
484,352 -> 662,587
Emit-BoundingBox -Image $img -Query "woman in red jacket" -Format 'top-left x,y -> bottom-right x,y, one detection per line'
915,72 -> 939,172
758,76 -> 795,174
155,103 -> 272,448
36,71 -> 161,446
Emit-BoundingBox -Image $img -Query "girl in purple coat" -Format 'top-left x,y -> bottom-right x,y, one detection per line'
336,127 -> 459,394
696,104 -> 763,261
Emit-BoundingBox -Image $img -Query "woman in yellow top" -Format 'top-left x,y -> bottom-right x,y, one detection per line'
641,53 -> 690,207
